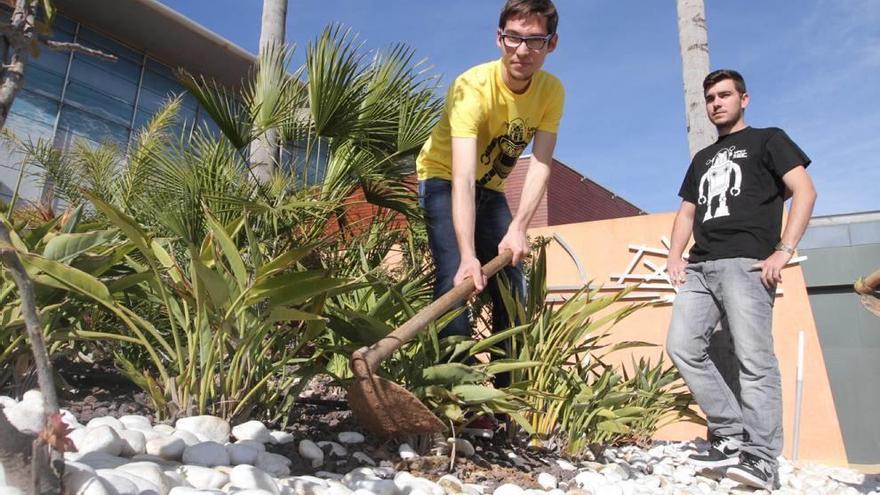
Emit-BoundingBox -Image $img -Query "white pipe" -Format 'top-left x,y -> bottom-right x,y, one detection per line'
792,330 -> 805,462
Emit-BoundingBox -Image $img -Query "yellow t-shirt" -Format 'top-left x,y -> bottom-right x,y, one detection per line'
416,59 -> 565,192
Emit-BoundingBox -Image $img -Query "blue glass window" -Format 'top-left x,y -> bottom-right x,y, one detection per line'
56,105 -> 130,149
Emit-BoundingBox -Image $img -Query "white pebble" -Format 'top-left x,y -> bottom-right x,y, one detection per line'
256,451 -> 292,477
146,436 -> 186,461
398,443 -> 418,460
448,438 -> 475,457
227,442 -> 261,465
318,441 -> 348,457
492,483 -> 524,495
87,416 -> 125,432
353,452 -> 376,466
337,431 -> 365,444
94,469 -> 140,495
119,430 -> 147,457
154,424 -> 176,435
79,426 -> 125,456
537,472 -> 557,490
299,440 -> 325,468
270,431 -> 295,445
115,461 -> 167,492
229,465 -> 280,495
182,441 -> 230,467
175,416 -> 231,444
177,465 -> 229,490
233,420 -> 273,443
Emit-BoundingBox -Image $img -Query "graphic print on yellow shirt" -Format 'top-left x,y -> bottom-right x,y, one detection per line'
416,59 -> 564,192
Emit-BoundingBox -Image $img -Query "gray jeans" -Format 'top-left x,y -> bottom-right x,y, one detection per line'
667,257 -> 782,465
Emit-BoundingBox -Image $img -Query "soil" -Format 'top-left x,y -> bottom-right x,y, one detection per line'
2,361 -> 585,490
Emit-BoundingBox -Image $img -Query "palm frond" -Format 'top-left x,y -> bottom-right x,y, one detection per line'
306,24 -> 371,139
121,95 -> 183,211
178,71 -> 253,149
247,42 -> 307,135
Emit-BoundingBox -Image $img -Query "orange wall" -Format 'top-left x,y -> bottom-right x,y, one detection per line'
529,213 -> 847,465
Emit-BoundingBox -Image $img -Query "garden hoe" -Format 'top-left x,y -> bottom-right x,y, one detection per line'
348,250 -> 514,437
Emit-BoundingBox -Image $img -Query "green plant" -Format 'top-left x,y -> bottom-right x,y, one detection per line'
5,23 -> 444,422
0,205 -> 122,390
613,356 -> 702,446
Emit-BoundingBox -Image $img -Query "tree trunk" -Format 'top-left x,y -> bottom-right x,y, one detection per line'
0,222 -> 64,494
676,0 -> 716,159
250,0 -> 288,183
0,0 -> 34,131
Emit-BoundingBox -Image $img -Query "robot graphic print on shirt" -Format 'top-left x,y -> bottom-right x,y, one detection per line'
477,118 -> 536,186
698,146 -> 746,222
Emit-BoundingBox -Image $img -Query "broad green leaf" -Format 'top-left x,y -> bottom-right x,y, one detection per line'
85,191 -> 153,261
613,406 -> 647,417
106,271 -> 154,293
150,239 -> 183,283
22,216 -> 61,249
420,363 -> 490,386
267,277 -> 350,307
595,408 -> 617,419
266,307 -> 324,323
435,403 -> 464,423
191,257 -> 230,309
255,244 -> 317,280
597,420 -> 629,434
451,384 -> 508,404
204,211 -> 247,289
19,252 -> 112,303
479,360 -> 543,375
0,217 -> 28,252
43,230 -> 116,262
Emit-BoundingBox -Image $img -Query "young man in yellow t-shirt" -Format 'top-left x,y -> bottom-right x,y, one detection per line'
416,0 -> 564,390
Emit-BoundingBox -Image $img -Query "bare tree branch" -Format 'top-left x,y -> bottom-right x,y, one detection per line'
0,222 -> 63,494
37,36 -> 117,61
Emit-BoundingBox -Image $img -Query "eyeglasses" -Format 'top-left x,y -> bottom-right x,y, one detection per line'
500,32 -> 553,50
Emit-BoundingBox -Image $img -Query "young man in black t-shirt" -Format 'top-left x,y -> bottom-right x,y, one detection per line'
665,69 -> 817,491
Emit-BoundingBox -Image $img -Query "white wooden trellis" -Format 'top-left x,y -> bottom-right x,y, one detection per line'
544,233 -> 806,305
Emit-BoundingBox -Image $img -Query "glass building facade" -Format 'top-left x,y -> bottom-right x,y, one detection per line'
799,212 -> 880,465
0,11 -> 218,202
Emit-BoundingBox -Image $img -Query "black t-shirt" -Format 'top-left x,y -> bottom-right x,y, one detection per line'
678,126 -> 811,262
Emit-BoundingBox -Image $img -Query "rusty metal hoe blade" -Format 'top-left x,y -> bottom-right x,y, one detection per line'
347,251 -> 513,437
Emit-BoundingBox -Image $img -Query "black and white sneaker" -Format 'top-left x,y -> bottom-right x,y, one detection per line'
727,452 -> 780,490
688,436 -> 741,468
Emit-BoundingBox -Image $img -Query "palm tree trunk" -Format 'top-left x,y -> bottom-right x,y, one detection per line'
676,0 -> 716,159
250,0 -> 289,183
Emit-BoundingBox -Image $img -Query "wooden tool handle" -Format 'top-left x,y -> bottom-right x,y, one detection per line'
353,250 -> 514,370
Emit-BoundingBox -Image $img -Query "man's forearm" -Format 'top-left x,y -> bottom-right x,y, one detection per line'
452,179 -> 477,258
669,203 -> 695,259
780,187 -> 817,249
510,160 -> 551,232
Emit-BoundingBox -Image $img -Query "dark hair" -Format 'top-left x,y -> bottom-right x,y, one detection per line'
703,69 -> 747,95
499,0 -> 559,35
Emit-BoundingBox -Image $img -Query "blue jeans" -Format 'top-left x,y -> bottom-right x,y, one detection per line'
666,258 -> 782,466
418,179 -> 525,385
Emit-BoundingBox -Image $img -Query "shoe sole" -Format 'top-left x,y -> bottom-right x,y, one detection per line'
689,456 -> 740,469
727,466 -> 774,491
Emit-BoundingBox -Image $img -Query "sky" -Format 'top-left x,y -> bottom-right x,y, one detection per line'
158,0 -> 879,216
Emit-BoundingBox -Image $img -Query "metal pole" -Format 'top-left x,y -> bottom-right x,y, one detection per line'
792,330 -> 805,462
